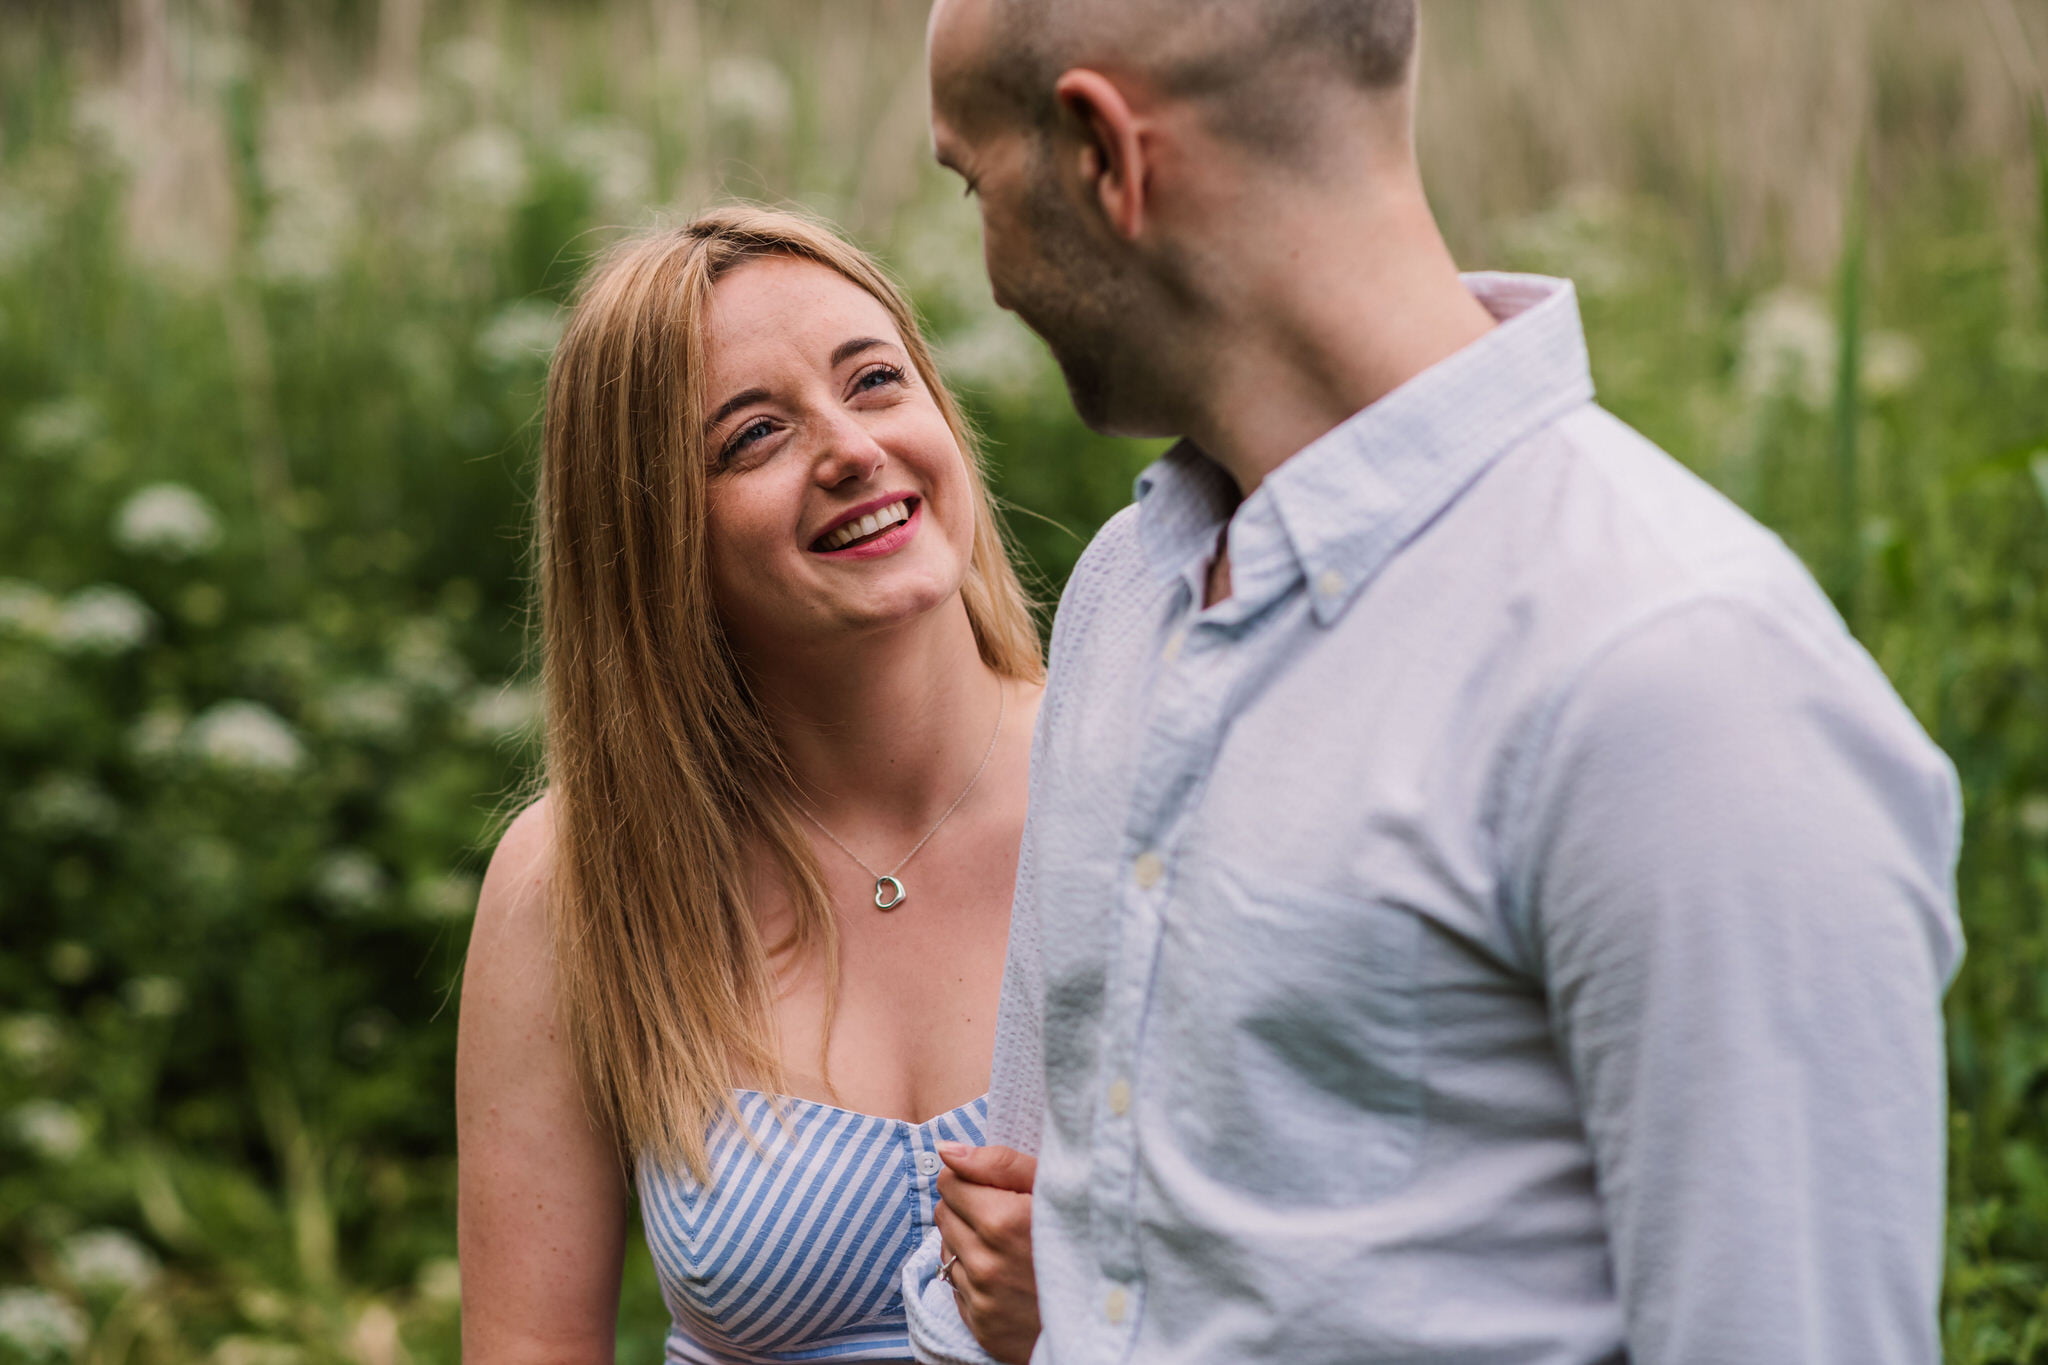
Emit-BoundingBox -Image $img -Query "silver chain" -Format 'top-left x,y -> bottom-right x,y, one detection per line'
797,682 -> 1007,908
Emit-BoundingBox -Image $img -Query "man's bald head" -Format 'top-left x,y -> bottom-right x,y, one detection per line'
971,0 -> 1418,157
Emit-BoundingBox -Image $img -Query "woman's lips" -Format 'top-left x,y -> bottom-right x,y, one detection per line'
809,498 -> 922,560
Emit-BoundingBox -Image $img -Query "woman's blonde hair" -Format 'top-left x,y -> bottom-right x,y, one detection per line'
537,205 -> 1043,1180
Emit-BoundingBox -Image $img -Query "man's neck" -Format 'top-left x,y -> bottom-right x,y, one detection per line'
1175,188 -> 1498,497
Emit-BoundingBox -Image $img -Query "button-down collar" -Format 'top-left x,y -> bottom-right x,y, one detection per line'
1133,273 -> 1595,626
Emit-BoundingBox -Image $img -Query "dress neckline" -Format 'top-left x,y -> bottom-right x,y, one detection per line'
729,1088 -> 989,1131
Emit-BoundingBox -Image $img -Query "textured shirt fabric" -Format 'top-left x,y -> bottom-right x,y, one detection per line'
638,1090 -> 987,1363
904,273 -> 1963,1365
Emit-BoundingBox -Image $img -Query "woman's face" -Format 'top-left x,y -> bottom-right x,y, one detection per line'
699,255 -> 976,660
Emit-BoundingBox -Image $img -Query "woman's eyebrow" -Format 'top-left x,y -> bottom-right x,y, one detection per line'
830,336 -> 890,367
705,339 -> 893,431
706,387 -> 769,431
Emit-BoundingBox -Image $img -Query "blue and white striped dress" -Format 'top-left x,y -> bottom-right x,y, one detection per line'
636,1089 -> 989,1363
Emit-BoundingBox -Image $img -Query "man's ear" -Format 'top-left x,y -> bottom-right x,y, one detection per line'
1052,68 -> 1148,241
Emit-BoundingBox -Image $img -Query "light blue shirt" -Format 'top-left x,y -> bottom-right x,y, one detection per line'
907,274 -> 1963,1365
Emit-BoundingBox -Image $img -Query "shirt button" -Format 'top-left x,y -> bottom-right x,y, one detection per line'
1107,1078 -> 1131,1116
1105,1286 -> 1128,1325
915,1151 -> 942,1176
1132,851 -> 1164,889
1316,568 -> 1346,598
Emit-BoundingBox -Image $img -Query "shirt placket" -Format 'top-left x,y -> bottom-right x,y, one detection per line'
1084,583 -> 1247,1360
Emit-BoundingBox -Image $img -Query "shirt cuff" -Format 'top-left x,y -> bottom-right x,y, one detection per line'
903,1226 -> 1006,1365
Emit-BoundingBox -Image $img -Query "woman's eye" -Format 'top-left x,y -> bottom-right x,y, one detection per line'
855,364 -> 905,394
722,419 -> 774,462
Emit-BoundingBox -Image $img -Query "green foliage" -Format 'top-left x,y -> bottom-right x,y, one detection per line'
1,10 -> 2045,1365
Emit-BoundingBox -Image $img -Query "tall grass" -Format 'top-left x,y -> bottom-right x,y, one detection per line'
0,2 -> 2043,1361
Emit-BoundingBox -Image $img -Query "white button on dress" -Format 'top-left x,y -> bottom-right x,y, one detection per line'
915,1151 -> 942,1176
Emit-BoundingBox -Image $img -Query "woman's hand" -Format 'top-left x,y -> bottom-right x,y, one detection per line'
934,1143 -> 1040,1364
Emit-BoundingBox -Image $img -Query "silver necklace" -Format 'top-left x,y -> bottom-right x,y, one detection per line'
797,684 -> 1007,910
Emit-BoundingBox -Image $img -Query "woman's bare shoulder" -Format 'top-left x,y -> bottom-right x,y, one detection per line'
475,794 -> 556,930
464,794 -> 563,1016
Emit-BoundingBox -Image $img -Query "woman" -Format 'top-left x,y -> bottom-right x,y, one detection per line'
456,206 -> 1041,1363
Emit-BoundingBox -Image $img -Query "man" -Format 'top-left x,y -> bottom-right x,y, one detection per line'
908,1 -> 1964,1361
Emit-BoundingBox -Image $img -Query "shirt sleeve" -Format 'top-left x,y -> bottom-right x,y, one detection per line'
1515,593 -> 1963,1365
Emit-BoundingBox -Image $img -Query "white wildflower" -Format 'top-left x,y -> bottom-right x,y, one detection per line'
314,849 -> 389,915
125,977 -> 186,1019
1,1015 -> 62,1069
2019,794 -> 2048,839
389,619 -> 471,696
187,700 -> 306,775
17,773 -> 119,837
318,680 -> 410,742
435,36 -> 503,97
441,125 -> 529,208
255,171 -> 357,286
0,580 -> 59,639
1500,189 -> 1639,295
708,56 -> 793,136
14,397 -> 103,460
459,682 -> 539,741
116,483 -> 223,558
347,88 -> 426,146
0,1287 -> 88,1359
415,1256 -> 462,1306
62,1228 -> 161,1295
234,1288 -> 289,1327
557,120 -> 655,215
53,586 -> 154,655
46,942 -> 95,985
11,1100 -> 88,1161
943,315 -> 1045,400
1862,331 -> 1923,399
1736,289 -> 1837,412
128,708 -> 189,763
476,300 -> 564,371
412,870 -> 480,922
341,1010 -> 395,1055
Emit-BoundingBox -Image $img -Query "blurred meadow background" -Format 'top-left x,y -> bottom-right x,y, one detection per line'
0,0 -> 2045,1360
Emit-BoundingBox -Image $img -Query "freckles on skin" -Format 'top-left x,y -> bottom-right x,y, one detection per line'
696,257 -> 978,650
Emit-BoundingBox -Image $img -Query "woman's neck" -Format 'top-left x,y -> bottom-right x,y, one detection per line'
744,596 -> 1008,836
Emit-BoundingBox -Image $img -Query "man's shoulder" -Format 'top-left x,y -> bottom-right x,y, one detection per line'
1065,502 -> 1146,589
1046,502 -> 1149,642
1483,403 -> 1836,647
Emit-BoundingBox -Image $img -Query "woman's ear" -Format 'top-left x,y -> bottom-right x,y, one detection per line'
1052,68 -> 1150,241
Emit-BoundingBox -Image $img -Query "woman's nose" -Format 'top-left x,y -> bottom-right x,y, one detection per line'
811,413 -> 887,487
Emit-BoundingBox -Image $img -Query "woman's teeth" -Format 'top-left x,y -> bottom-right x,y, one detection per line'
817,500 -> 911,551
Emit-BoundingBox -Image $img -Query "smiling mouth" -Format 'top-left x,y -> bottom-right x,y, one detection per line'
812,498 -> 917,552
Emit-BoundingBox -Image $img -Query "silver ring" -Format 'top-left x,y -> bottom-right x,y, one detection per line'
939,1252 -> 959,1286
